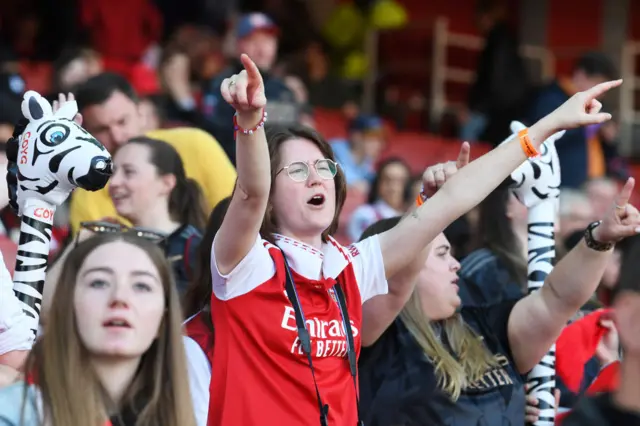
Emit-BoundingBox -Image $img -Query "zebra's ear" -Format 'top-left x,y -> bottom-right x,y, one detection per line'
498,120 -> 527,148
54,100 -> 78,120
509,120 -> 526,134
21,90 -> 53,122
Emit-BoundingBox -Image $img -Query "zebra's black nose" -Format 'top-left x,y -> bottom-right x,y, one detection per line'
75,156 -> 112,192
95,157 -> 113,175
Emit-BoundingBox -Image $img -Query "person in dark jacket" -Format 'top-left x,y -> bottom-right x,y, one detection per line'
562,235 -> 640,425
162,13 -> 298,165
199,13 -> 297,164
528,52 -> 617,189
461,0 -> 531,145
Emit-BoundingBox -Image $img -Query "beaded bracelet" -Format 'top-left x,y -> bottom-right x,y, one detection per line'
518,128 -> 540,158
234,110 -> 268,137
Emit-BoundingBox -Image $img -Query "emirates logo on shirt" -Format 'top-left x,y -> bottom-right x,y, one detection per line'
280,306 -> 358,358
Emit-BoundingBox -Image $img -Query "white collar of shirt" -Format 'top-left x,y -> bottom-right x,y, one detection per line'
274,234 -> 352,281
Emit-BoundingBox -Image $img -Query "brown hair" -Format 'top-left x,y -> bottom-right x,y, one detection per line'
183,196 -> 232,325
24,233 -> 195,426
128,137 -> 208,230
474,186 -> 527,289
260,124 -> 347,245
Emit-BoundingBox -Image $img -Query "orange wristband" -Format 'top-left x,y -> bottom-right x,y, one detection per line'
415,193 -> 426,206
518,128 -> 539,158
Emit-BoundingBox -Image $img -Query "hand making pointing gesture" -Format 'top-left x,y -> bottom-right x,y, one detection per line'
547,79 -> 622,130
419,79 -> 623,197
220,54 -> 267,118
592,177 -> 640,244
421,142 -> 471,197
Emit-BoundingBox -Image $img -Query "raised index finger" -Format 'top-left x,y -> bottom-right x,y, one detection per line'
456,141 -> 471,168
584,79 -> 623,100
616,177 -> 635,207
240,54 -> 263,84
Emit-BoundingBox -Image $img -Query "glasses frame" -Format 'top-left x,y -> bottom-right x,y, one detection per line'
76,221 -> 167,249
276,159 -> 339,183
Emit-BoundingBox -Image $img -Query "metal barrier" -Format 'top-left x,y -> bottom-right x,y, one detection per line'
364,16 -> 555,128
430,17 -> 556,127
620,41 -> 640,156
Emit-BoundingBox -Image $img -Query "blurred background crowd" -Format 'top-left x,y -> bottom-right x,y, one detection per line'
0,0 -> 638,266
0,0 -> 640,423
0,0 -> 640,265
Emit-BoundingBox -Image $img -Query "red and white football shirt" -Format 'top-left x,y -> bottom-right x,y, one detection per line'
209,233 -> 388,426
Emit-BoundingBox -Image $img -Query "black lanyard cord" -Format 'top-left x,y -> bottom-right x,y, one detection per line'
333,284 -> 363,424
282,254 -> 363,426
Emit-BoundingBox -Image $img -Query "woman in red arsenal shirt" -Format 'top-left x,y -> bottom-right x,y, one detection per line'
211,53 -> 622,425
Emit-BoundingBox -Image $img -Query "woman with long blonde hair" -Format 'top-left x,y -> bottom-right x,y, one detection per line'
0,233 -> 196,426
358,181 -> 640,425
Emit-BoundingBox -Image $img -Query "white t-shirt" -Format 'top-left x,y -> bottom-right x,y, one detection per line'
183,336 -> 210,426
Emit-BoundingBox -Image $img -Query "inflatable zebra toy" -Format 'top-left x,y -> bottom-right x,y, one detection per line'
502,121 -> 563,426
7,91 -> 112,337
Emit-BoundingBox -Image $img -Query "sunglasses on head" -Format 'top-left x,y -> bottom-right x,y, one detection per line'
76,221 -> 167,248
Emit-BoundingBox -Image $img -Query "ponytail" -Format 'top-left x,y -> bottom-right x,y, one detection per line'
126,137 -> 209,230
169,177 -> 208,230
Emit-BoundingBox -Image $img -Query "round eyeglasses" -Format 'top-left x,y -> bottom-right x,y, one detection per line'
276,159 -> 338,182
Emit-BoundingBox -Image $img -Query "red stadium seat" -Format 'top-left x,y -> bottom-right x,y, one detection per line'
18,61 -> 53,94
380,132 -> 447,174
314,108 -> 348,140
628,164 -> 640,206
314,108 -> 397,142
381,132 -> 492,175
339,186 -> 367,223
336,186 -> 368,245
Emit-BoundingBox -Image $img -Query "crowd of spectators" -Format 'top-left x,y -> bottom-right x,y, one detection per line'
0,0 -> 638,425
